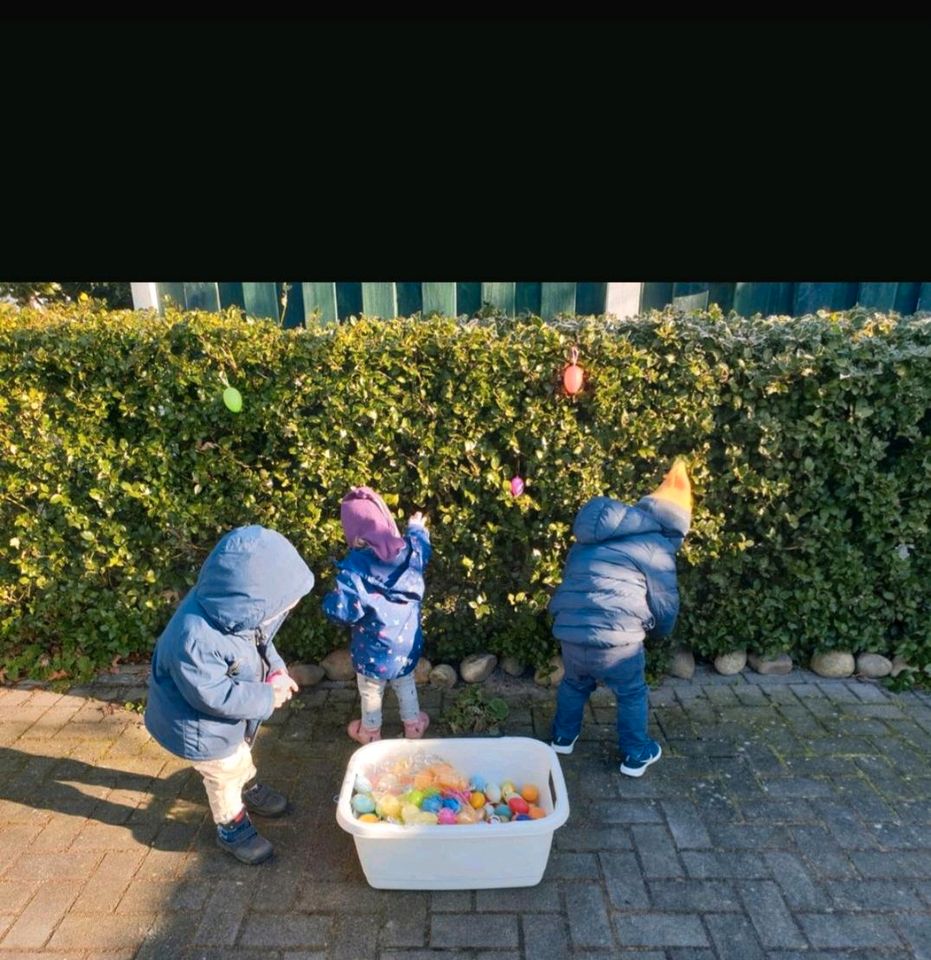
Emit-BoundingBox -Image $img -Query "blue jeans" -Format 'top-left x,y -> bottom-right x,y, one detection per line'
552,643 -> 650,757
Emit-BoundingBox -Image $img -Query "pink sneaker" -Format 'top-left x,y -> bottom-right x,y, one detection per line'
347,719 -> 381,745
403,711 -> 430,739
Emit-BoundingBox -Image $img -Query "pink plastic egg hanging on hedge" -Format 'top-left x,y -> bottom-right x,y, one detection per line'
510,476 -> 525,497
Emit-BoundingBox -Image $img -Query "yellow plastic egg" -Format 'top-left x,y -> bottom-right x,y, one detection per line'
470,791 -> 486,809
358,813 -> 380,823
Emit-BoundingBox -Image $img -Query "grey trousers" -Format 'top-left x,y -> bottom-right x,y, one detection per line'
357,671 -> 420,730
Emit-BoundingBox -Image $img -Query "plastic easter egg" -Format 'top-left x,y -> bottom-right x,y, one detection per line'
408,789 -> 425,808
529,805 -> 546,820
563,362 -> 584,396
515,813 -> 531,821
520,784 -> 539,804
417,811 -> 439,825
441,796 -> 461,812
470,791 -> 486,809
375,794 -> 402,820
493,803 -> 511,819
358,813 -> 380,823
354,774 -> 373,794
484,803 -> 496,819
508,795 -> 530,815
352,793 -> 375,815
488,815 -> 502,824
500,781 -> 516,796
484,783 -> 502,804
421,795 -> 442,814
222,387 -> 243,413
401,803 -> 421,824
469,775 -> 487,792
510,475 -> 525,497
437,807 -> 457,825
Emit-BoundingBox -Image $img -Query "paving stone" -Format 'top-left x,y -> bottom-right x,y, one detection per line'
0,880 -> 83,949
429,913 -> 519,949
238,914 -> 332,948
600,851 -> 650,908
850,850 -> 931,878
193,880 -> 253,946
631,824 -> 685,878
703,912 -> 766,959
648,879 -> 741,911
763,851 -> 832,910
662,799 -> 713,849
737,880 -> 806,948
564,883 -> 614,948
475,883 -> 560,912
521,914 -> 570,960
797,912 -> 902,948
896,914 -> 931,960
47,914 -> 155,951
613,912 -> 709,947
681,851 -> 772,880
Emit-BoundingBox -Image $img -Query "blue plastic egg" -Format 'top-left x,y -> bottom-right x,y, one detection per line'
469,775 -> 487,792
441,796 -> 461,812
352,793 -> 375,814
515,813 -> 531,821
493,803 -> 511,819
421,795 -> 442,813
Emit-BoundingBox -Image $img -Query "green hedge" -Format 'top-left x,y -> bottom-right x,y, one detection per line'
1,304 -> 929,683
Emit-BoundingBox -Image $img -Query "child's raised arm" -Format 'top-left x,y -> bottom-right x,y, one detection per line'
407,512 -> 432,565
170,636 -> 275,721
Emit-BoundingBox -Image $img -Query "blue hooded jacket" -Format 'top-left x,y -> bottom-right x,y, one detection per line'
549,495 -> 690,649
322,522 -> 431,681
145,525 -> 314,761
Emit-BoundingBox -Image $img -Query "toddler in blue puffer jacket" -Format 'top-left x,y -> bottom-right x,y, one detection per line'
549,460 -> 691,776
145,525 -> 314,864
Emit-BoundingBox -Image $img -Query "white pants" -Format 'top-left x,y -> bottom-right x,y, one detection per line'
192,740 -> 256,825
357,672 -> 420,730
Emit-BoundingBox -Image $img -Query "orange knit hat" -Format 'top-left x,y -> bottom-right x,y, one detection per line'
649,459 -> 692,515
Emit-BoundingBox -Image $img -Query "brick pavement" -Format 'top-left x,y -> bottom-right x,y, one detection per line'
0,665 -> 930,959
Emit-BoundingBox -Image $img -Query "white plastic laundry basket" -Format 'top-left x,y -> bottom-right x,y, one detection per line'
336,736 -> 570,890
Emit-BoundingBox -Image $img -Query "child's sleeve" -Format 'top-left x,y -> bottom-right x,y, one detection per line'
322,570 -> 367,626
264,638 -> 287,675
171,637 -> 275,722
407,522 -> 432,567
643,546 -> 680,638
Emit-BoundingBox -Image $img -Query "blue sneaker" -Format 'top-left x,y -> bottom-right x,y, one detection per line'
550,734 -> 579,755
216,810 -> 273,865
620,741 -> 662,778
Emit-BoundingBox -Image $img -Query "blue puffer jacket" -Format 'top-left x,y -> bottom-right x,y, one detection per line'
322,522 -> 431,681
145,525 -> 314,761
549,495 -> 690,648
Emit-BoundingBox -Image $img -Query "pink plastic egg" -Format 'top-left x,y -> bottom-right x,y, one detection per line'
437,807 -> 457,825
510,476 -> 525,497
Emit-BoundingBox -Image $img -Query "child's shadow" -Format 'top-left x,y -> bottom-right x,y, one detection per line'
0,745 -> 200,852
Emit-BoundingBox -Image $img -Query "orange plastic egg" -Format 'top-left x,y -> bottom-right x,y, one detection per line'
529,805 -> 546,819
563,362 -> 584,395
520,784 -> 539,804
470,791 -> 486,809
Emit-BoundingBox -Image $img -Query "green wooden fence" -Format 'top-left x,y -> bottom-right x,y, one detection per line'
145,282 -> 931,326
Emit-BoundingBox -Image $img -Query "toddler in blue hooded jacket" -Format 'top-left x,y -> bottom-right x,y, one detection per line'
549,461 -> 691,776
145,525 -> 314,864
323,486 -> 432,744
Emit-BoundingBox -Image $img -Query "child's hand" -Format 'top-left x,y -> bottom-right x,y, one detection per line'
409,511 -> 426,528
269,671 -> 298,707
